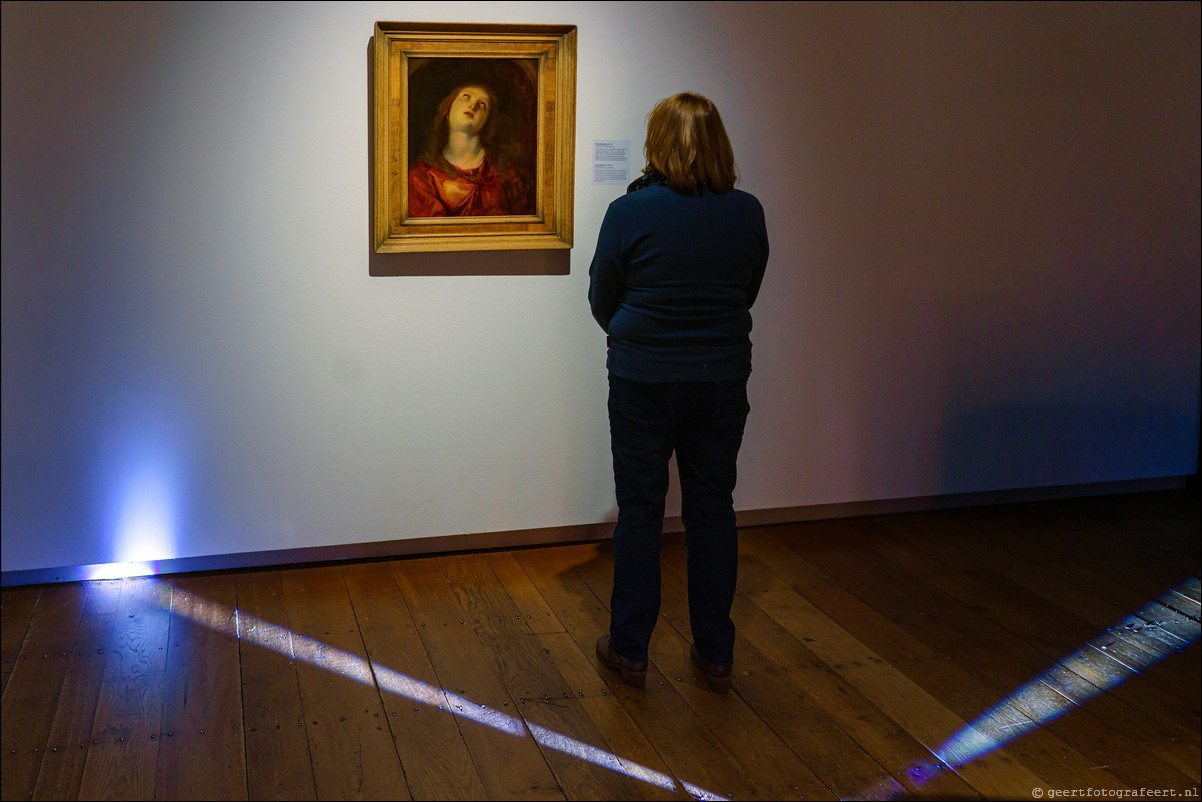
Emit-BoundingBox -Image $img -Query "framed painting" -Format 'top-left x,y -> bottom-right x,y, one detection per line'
372,22 -> 577,253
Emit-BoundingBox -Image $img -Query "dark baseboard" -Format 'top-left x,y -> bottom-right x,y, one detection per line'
1,475 -> 1190,588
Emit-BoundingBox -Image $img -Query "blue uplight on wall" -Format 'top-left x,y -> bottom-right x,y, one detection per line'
112,463 -> 177,563
93,397 -> 186,579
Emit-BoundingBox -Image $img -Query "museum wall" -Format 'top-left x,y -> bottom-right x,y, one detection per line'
3,1 -> 1199,578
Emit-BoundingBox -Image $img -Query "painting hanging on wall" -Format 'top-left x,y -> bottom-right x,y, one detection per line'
373,22 -> 577,253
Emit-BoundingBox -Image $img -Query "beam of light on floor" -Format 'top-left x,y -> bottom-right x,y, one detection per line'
935,575 -> 1201,768
168,585 -> 717,799
856,575 -> 1202,799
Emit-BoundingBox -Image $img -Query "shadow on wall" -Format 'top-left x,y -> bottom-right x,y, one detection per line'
369,247 -> 571,278
939,402 -> 1196,494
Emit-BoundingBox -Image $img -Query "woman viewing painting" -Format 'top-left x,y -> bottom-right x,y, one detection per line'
588,92 -> 769,693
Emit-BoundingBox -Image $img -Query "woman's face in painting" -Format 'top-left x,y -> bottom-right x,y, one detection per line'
446,85 -> 492,136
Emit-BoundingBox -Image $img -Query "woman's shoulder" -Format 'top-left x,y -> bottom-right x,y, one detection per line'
609,183 -> 762,213
725,187 -> 763,206
716,188 -> 765,222
610,181 -> 673,206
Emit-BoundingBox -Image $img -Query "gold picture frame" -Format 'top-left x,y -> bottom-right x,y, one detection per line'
372,22 -> 577,253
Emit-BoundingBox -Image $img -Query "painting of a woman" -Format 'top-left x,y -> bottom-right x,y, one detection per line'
407,71 -> 536,217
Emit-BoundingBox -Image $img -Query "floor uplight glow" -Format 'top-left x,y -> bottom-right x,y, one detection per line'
112,463 -> 178,565
84,561 -> 157,581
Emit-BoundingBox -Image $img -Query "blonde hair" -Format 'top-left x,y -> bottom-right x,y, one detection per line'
643,92 -> 737,194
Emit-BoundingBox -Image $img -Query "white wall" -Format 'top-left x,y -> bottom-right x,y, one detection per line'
3,1 -> 1199,576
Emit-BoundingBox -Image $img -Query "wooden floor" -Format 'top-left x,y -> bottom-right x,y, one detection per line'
2,489 -> 1199,801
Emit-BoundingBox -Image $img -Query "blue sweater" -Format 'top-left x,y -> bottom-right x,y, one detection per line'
588,182 -> 769,382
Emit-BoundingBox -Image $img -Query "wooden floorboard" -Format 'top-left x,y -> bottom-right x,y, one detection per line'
155,574 -> 247,801
513,545 -> 766,800
654,548 -> 879,800
2,488 -> 1198,800
30,579 -> 123,801
0,587 -> 41,694
438,552 -> 647,801
776,518 -> 1188,793
735,538 -> 1054,799
0,582 -> 89,801
279,567 -> 410,801
390,557 -> 564,801
341,560 -> 488,802
77,577 -> 173,801
234,570 -> 318,802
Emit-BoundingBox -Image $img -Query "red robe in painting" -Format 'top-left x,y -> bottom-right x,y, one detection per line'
407,156 -> 530,217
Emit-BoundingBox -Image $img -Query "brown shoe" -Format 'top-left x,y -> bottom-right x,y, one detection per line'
690,643 -> 732,693
596,635 -> 647,688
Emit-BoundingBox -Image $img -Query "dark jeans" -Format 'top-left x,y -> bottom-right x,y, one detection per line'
607,373 -> 750,665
